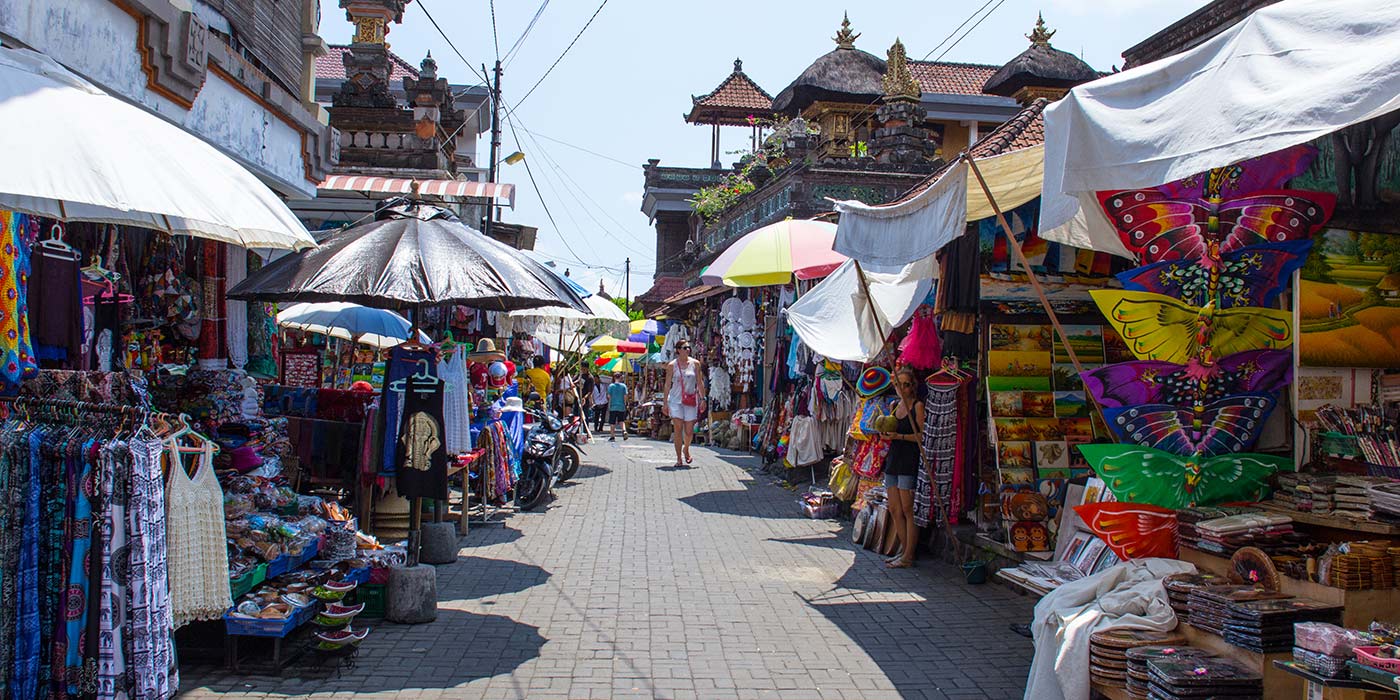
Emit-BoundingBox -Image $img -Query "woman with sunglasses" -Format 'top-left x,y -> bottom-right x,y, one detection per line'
663,341 -> 705,467
880,367 -> 925,568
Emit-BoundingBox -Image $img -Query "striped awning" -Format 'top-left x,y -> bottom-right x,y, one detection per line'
318,175 -> 515,207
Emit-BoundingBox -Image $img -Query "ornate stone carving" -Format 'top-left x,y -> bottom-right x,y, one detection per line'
833,13 -> 860,49
1027,13 -> 1056,47
882,38 -> 921,102
353,17 -> 386,44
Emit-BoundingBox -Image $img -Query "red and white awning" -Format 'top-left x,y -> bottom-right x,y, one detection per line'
318,175 -> 515,208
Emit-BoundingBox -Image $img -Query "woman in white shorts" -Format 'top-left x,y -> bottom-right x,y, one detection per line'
663,341 -> 705,467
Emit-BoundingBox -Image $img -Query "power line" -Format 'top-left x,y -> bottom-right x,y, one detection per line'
919,0 -> 998,61
926,0 -> 1009,64
514,126 -> 638,170
415,0 -> 493,87
507,0 -> 609,115
514,137 -> 587,263
503,0 -> 551,67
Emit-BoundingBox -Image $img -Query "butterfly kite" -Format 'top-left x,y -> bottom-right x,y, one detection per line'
1080,349 -> 1292,408
1103,393 -> 1276,457
1074,502 -> 1179,560
1091,291 -> 1291,365
1077,444 -> 1288,509
1116,239 -> 1313,309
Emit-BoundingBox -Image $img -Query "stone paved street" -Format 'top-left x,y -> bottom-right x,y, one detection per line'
183,439 -> 1034,699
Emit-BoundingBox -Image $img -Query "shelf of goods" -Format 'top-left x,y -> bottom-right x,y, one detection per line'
1255,502 -> 1400,537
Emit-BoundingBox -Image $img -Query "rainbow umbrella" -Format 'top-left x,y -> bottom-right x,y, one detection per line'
701,218 -> 844,287
595,356 -> 635,373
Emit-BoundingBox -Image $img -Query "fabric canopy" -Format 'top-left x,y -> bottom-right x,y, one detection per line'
320,175 -> 515,208
832,146 -> 1045,268
1038,0 -> 1400,256
0,46 -> 316,250
504,294 -> 630,343
786,259 -> 932,363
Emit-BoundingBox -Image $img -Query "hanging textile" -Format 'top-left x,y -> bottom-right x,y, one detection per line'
0,211 -> 39,386
439,352 -> 472,454
28,247 -> 83,365
378,346 -> 437,474
918,378 -> 961,528
165,441 -> 231,628
396,375 -> 449,501
225,249 -> 248,369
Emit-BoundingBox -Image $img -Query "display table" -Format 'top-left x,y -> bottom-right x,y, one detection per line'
1180,547 -> 1400,628
1273,660 -> 1396,700
1255,502 -> 1400,537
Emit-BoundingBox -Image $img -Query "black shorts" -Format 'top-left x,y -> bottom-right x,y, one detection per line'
608,410 -> 626,424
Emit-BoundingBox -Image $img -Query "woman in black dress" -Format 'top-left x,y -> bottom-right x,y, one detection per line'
881,366 -> 926,568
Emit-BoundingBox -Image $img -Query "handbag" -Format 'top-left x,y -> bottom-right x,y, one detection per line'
828,457 -> 857,502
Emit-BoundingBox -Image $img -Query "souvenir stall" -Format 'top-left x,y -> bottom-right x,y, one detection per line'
1005,4 -> 1400,698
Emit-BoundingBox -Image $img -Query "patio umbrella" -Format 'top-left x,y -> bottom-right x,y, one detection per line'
228,203 -> 588,313
595,356 -> 635,373
276,302 -> 431,349
0,46 -> 314,250
701,219 -> 844,287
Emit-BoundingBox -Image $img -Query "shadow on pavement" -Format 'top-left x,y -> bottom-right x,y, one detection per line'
447,555 -> 552,600
679,478 -> 802,519
461,523 -> 524,547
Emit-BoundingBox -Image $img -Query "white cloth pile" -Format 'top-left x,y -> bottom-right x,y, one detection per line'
1024,557 -> 1195,700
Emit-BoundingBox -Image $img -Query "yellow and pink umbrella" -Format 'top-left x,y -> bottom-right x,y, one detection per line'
595,355 -> 635,373
701,218 -> 845,287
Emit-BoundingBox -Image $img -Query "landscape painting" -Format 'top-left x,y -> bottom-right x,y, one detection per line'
988,350 -> 1052,377
1298,228 -> 1400,367
1054,391 -> 1092,417
1053,325 -> 1105,364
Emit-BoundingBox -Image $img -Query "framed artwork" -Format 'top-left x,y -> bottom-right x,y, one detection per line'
1298,228 -> 1400,368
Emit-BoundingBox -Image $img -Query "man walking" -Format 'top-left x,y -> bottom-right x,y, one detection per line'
607,373 -> 628,441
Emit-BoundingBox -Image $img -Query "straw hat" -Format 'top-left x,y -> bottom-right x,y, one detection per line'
468,338 -> 506,362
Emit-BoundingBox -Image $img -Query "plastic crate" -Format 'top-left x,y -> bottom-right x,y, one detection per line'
355,584 -> 386,618
1355,646 -> 1400,674
265,553 -> 292,578
341,565 -> 371,585
229,562 -> 268,599
223,609 -> 299,638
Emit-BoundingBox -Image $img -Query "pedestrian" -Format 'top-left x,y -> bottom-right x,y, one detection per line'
607,373 -> 628,441
880,366 -> 925,569
590,374 -> 609,432
523,355 -> 551,401
662,340 -> 705,467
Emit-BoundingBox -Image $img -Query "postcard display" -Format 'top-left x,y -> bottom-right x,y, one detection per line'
1077,145 -> 1335,525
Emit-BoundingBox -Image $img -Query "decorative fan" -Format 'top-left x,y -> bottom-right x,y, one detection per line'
1077,443 -> 1287,509
1091,290 -> 1292,364
1116,239 -> 1312,308
1074,502 -> 1179,561
1229,546 -> 1281,590
1102,393 -> 1277,457
1097,187 -> 1333,265
1081,349 -> 1292,408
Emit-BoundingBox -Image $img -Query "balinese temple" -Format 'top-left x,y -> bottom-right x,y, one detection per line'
638,14 -> 1035,310
291,0 -> 533,249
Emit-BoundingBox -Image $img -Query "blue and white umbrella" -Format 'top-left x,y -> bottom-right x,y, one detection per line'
276,302 -> 430,349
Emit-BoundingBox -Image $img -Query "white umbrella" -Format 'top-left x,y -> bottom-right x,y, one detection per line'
0,46 -> 316,251
277,302 -> 430,349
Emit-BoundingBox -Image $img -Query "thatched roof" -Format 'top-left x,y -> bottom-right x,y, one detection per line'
1378,273 -> 1400,291
983,17 -> 1099,98
771,46 -> 886,114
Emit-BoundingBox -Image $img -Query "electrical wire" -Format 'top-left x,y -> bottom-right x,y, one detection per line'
503,0 -> 551,67
507,0 -> 609,115
919,0 -> 999,61
925,0 -> 1009,64
415,0 -> 493,87
513,126 -> 638,170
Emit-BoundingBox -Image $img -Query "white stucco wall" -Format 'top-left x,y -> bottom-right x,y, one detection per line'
0,0 -> 315,198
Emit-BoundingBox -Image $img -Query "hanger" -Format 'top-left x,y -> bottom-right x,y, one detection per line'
82,252 -> 121,283
83,279 -> 135,306
388,358 -> 450,394
38,223 -> 81,261
926,358 -> 966,385
164,413 -> 221,456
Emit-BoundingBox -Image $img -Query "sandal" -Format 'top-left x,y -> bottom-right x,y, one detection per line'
886,559 -> 914,569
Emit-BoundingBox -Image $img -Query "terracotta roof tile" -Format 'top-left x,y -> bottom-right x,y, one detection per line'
909,60 -> 1002,96
687,62 -> 773,124
315,45 -> 420,83
889,98 -> 1048,204
636,276 -> 687,306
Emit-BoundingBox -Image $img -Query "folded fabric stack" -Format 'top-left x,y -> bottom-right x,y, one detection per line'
1176,506 -> 1262,553
1222,598 -> 1343,653
1333,476 -> 1390,519
1148,656 -> 1262,700
1190,512 -> 1300,557
1125,646 -> 1214,700
1271,473 -> 1337,513
1089,629 -> 1185,695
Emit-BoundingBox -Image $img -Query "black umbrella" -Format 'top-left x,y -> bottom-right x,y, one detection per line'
228,203 -> 589,313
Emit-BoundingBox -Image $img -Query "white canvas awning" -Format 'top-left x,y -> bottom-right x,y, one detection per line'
832,145 -> 1044,268
786,259 -> 932,363
1038,0 -> 1400,256
0,46 -> 316,250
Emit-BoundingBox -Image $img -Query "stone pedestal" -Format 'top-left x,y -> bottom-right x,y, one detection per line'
386,564 -> 437,624
419,522 -> 459,565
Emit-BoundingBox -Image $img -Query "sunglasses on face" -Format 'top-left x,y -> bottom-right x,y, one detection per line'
896,381 -> 913,387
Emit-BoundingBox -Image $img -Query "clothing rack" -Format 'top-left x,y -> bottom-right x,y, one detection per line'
0,395 -> 153,417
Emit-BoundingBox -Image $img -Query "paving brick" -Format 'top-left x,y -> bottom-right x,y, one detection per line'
182,440 -> 1034,698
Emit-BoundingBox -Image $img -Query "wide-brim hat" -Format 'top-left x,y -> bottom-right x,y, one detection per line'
468,337 -> 506,362
500,396 -> 525,413
857,366 -> 892,397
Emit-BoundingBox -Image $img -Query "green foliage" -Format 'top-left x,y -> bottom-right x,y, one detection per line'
611,296 -> 644,321
1299,233 -> 1334,282
688,115 -> 819,225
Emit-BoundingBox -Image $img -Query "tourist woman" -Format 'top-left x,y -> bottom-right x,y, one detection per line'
662,341 -> 705,467
880,366 -> 925,568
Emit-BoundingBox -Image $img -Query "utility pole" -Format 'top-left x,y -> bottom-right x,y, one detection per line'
484,60 -> 503,239
624,257 -> 631,318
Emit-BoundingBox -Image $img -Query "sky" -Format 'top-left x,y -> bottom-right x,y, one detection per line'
316,0 -> 1211,300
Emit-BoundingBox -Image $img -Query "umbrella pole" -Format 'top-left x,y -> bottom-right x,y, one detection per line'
407,304 -> 423,567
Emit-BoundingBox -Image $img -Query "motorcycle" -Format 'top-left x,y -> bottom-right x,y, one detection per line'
556,413 -> 586,483
516,408 -> 563,511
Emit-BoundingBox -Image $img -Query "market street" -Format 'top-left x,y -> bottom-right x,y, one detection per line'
182,439 -> 1035,699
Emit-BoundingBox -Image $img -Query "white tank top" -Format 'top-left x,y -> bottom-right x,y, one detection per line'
670,358 -> 698,401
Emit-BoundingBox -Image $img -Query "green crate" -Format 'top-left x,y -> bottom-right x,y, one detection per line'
355,583 -> 386,618
229,562 -> 267,599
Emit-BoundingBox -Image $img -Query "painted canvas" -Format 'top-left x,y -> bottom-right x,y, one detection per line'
1022,391 -> 1056,418
1054,391 -> 1092,417
998,441 -> 1034,469
988,350 -> 1053,377
1052,363 -> 1087,392
1054,325 -> 1105,364
1298,228 -> 1400,367
990,391 -> 1024,417
987,375 -> 1052,392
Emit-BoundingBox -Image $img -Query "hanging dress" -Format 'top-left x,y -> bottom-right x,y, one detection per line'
165,440 -> 231,628
126,437 -> 177,699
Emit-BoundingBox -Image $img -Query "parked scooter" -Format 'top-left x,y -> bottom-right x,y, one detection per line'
516,405 -> 562,511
